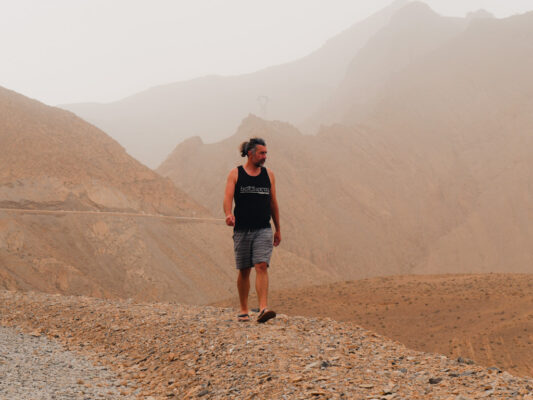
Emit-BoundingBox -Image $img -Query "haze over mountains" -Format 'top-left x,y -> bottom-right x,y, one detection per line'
62,0 -> 408,168
159,4 -> 533,279
2,1 -> 531,300
2,0 -> 533,388
306,2 -> 471,129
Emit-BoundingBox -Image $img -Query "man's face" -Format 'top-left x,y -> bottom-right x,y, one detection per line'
250,144 -> 267,167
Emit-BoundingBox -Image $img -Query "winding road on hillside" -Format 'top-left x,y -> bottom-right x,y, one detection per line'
0,208 -> 225,223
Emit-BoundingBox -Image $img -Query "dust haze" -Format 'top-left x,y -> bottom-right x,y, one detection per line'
1,0 -> 533,394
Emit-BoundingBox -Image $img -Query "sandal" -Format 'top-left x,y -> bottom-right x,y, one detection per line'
237,313 -> 250,322
257,308 -> 276,323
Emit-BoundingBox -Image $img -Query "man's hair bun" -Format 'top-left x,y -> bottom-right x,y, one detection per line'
239,137 -> 266,157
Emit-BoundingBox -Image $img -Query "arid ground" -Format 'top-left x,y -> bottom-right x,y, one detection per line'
214,273 -> 533,378
2,289 -> 533,399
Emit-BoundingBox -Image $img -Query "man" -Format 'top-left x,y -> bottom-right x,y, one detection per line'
223,137 -> 281,323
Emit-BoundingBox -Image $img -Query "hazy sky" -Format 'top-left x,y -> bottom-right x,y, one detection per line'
1,0 -> 532,106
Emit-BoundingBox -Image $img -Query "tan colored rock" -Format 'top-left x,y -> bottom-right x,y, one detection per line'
2,288 -> 533,400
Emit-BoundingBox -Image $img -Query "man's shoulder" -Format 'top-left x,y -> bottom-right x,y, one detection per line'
227,167 -> 239,181
265,167 -> 275,181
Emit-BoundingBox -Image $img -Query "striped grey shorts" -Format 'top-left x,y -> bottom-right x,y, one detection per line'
233,227 -> 273,270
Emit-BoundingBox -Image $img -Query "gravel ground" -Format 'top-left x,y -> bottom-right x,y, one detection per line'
0,326 -> 125,399
1,290 -> 533,399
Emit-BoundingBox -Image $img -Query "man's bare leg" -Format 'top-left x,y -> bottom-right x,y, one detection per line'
255,262 -> 269,311
237,268 -> 251,316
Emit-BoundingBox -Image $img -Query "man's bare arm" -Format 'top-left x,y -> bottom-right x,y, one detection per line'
223,168 -> 238,226
268,170 -> 281,246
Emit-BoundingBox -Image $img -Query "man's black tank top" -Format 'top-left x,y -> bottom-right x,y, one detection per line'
234,166 -> 271,231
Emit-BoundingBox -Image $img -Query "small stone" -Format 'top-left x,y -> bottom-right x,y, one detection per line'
320,360 -> 330,369
305,361 -> 320,370
383,383 -> 398,394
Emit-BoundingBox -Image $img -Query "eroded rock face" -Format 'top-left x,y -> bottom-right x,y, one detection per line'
1,290 -> 532,399
0,85 -> 207,217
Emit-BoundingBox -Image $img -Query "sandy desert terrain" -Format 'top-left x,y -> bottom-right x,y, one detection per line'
215,274 -> 533,378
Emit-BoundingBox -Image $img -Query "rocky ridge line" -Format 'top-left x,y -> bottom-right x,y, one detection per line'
0,290 -> 532,399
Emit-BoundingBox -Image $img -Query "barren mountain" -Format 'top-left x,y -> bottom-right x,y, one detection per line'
61,0 -> 407,168
216,273 -> 533,378
159,115 -> 456,278
342,10 -> 533,273
307,1 -> 469,129
159,9 -> 533,280
0,86 -> 204,216
0,87 -> 328,303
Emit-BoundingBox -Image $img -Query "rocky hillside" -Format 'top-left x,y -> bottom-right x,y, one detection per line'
1,290 -> 532,399
0,87 -> 329,303
159,9 -> 533,280
158,108 -> 532,282
0,86 -> 204,216
340,10 -> 533,273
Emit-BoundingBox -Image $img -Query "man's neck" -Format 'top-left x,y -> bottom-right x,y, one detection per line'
244,160 -> 261,176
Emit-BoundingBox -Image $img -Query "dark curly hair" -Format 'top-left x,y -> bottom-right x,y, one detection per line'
239,137 -> 266,157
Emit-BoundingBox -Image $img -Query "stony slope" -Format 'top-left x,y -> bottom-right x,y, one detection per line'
1,289 -> 532,399
61,1 -> 407,168
215,273 -> 533,378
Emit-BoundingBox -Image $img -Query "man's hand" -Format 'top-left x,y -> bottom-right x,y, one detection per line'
225,214 -> 235,226
273,231 -> 281,247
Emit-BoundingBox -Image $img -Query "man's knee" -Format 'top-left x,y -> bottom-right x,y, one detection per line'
239,268 -> 251,279
255,262 -> 268,272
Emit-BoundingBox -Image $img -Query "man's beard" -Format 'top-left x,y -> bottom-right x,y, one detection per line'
254,159 -> 265,167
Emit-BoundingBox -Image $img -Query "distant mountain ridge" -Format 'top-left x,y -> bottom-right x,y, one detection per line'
306,1 -> 469,129
61,0 -> 408,168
